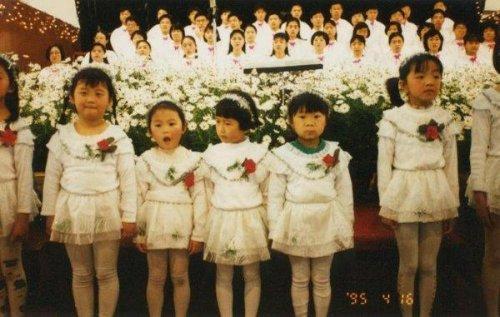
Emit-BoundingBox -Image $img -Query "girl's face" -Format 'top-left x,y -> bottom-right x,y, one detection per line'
0,66 -> 11,101
49,47 -> 62,64
137,42 -> 151,57
483,27 -> 496,41
351,13 -> 364,26
70,81 -> 111,122
387,25 -> 399,36
356,27 -> 369,38
94,32 -> 108,46
420,26 -> 431,39
389,36 -> 404,53
427,35 -> 442,52
132,34 -> 145,45
465,41 -> 480,56
324,23 -> 336,40
91,46 -> 105,63
350,40 -> 365,54
204,29 -> 214,44
229,16 -> 241,30
171,30 -> 183,43
150,109 -> 186,151
159,18 -> 172,35
245,27 -> 257,43
286,22 -> 300,39
216,116 -> 246,143
402,61 -> 442,107
290,108 -> 327,144
230,33 -> 245,51
312,36 -> 327,52
182,38 -> 197,55
431,14 -> 444,29
273,38 -> 287,54
189,10 -> 198,23
453,25 -> 467,40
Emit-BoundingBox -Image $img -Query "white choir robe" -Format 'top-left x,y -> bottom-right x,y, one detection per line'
313,50 -> 336,69
478,42 -> 495,66
217,24 -> 232,44
332,18 -> 353,45
281,20 -> 313,42
379,50 -> 410,74
426,17 -> 455,34
217,52 -> 249,73
253,21 -> 273,53
366,20 -> 386,44
456,52 -> 490,68
288,39 -> 313,59
401,22 -> 420,49
428,51 -> 458,69
110,26 -> 135,58
147,24 -> 162,42
150,36 -> 174,61
340,52 -> 374,68
82,50 -> 119,65
184,24 -> 197,37
245,42 -> 268,61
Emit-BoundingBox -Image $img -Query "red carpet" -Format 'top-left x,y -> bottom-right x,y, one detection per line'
354,204 -> 395,250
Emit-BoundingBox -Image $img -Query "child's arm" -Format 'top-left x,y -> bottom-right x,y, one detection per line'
11,132 -> 35,241
41,150 -> 63,236
334,152 -> 354,224
134,158 -> 149,247
377,135 -> 395,202
188,164 -> 209,254
116,148 -> 138,240
267,172 -> 286,239
443,127 -> 460,207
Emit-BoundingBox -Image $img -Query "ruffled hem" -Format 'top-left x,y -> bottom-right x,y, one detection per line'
203,247 -> 270,265
379,170 -> 459,214
144,234 -> 190,250
379,206 -> 457,223
272,236 -> 353,257
50,230 -> 121,245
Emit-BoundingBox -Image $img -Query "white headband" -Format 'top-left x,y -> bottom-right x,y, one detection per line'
222,93 -> 255,121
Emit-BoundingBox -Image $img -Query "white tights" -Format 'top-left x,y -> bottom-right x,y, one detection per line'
0,239 -> 26,317
146,249 -> 190,317
65,240 -> 120,317
394,222 -> 442,317
216,263 -> 261,317
289,255 -> 334,317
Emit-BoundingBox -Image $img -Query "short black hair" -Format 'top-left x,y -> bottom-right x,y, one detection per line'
135,40 -> 151,50
453,20 -> 467,29
147,101 -> 186,132
353,22 -> 371,38
45,44 -> 66,62
417,22 -> 435,38
350,34 -> 366,45
170,24 -> 185,38
61,67 -> 118,124
386,21 -> 402,35
158,14 -> 172,23
287,92 -> 330,120
215,90 -> 260,131
0,57 -> 19,123
311,31 -> 329,45
194,11 -> 209,20
423,28 -> 444,52
389,32 -> 404,44
431,9 -> 446,19
131,30 -> 147,41
125,16 -> 139,24
463,33 -> 481,44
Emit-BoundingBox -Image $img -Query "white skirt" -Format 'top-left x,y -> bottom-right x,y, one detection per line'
271,200 -> 353,257
137,201 -> 193,250
51,188 -> 122,245
203,205 -> 270,265
380,169 -> 459,223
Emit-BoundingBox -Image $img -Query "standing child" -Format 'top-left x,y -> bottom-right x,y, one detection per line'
0,55 -> 34,316
203,91 -> 270,317
135,101 -> 207,317
268,92 -> 354,317
42,67 -> 137,317
379,54 -> 460,317
469,41 -> 500,317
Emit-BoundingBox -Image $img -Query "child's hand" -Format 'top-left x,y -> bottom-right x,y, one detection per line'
136,243 -> 147,253
442,219 -> 455,235
45,216 -> 55,237
474,191 -> 492,228
380,216 -> 398,230
188,240 -> 204,255
10,213 -> 29,242
121,222 -> 137,241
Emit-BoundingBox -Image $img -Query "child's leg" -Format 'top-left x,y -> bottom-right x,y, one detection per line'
93,240 -> 120,317
418,222 -> 442,317
146,250 -> 168,317
65,243 -> 95,317
216,264 -> 234,317
0,275 -> 6,316
311,255 -> 334,317
394,223 -> 419,317
0,240 -> 27,317
169,249 -> 190,317
242,262 -> 261,317
289,255 -> 311,317
483,214 -> 500,317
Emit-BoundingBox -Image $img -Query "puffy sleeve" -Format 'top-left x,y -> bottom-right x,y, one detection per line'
116,136 -> 137,223
14,128 -> 35,214
190,162 -> 209,242
469,103 -> 491,192
377,115 -> 396,202
41,132 -> 63,216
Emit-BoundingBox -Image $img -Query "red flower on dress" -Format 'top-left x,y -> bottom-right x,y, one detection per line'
183,172 -> 195,188
418,119 -> 445,142
0,127 -> 17,147
97,137 -> 117,161
242,158 -> 256,174
323,149 -> 340,168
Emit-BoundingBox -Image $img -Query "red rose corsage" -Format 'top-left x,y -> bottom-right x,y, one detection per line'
418,119 -> 444,142
97,137 -> 117,161
183,171 -> 195,188
0,127 -> 17,147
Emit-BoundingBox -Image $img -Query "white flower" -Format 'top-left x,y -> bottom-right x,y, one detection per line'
262,135 -> 272,145
199,122 -> 209,130
277,136 -> 285,144
188,122 -> 197,131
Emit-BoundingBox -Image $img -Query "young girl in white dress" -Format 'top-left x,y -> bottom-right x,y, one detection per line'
268,92 -> 354,317
203,90 -> 271,317
42,67 -> 137,317
0,54 -> 35,317
135,101 -> 207,317
379,54 -> 460,317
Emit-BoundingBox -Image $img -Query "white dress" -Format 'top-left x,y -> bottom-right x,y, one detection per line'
202,139 -> 271,265
41,123 -> 137,245
268,141 -> 354,258
0,119 -> 36,237
377,104 -> 460,222
135,147 -> 208,249
287,39 -> 313,59
469,88 -> 500,214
